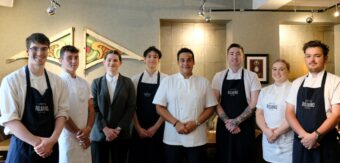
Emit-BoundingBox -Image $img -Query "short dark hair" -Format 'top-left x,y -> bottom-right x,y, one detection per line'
26,33 -> 50,49
273,59 -> 290,71
177,48 -> 195,62
303,40 -> 329,57
60,45 -> 79,59
104,50 -> 122,62
227,43 -> 244,54
144,46 -> 162,58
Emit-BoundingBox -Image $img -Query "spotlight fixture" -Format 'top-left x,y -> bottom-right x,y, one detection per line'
198,0 -> 206,17
197,0 -> 211,23
46,0 -> 61,15
334,4 -> 339,17
306,11 -> 314,24
204,15 -> 211,23
306,16 -> 313,23
198,10 -> 205,17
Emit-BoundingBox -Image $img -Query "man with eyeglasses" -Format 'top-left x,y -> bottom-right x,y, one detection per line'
0,33 -> 69,163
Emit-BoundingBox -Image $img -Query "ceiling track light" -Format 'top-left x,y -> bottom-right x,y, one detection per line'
47,0 -> 61,15
210,3 -> 340,14
197,0 -> 211,23
306,10 -> 314,24
205,9 -> 211,23
198,0 -> 206,17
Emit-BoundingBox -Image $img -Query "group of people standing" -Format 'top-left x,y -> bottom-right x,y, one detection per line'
0,32 -> 339,163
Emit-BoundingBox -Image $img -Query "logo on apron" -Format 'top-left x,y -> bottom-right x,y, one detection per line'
266,103 -> 278,110
301,100 -> 315,110
227,89 -> 239,96
143,92 -> 152,98
35,102 -> 49,113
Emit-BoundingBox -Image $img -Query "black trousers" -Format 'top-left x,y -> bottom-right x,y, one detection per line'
164,144 -> 206,163
91,139 -> 130,163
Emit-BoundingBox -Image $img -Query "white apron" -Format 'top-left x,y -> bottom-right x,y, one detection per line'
261,82 -> 293,163
59,72 -> 92,163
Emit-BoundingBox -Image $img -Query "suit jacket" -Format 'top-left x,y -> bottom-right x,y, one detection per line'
90,74 -> 136,141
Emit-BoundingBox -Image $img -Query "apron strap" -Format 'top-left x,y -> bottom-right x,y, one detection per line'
223,69 -> 244,81
138,71 -> 161,85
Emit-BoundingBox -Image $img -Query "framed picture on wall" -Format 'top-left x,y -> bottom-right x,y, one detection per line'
244,54 -> 269,84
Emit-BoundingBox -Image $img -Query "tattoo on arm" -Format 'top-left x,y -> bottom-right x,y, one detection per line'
220,113 -> 229,123
234,106 -> 254,125
217,105 -> 229,123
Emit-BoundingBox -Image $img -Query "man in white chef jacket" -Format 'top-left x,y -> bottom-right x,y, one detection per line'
58,45 -> 95,163
153,48 -> 217,163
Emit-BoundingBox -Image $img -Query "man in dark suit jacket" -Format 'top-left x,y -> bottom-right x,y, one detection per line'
90,50 -> 136,163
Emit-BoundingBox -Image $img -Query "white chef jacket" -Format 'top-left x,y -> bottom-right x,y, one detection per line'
131,70 -> 168,92
0,67 -> 69,134
152,73 -> 217,147
286,70 -> 340,117
257,80 -> 293,163
212,68 -> 262,102
58,71 -> 92,163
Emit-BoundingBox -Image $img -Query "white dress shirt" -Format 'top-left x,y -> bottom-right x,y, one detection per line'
153,73 -> 217,147
106,73 -> 119,103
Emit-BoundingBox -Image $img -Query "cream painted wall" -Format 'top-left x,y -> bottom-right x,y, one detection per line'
280,25 -> 334,81
1,0 -> 340,84
160,21 -> 226,81
335,25 -> 340,75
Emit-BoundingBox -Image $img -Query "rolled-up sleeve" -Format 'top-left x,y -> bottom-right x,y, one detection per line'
54,76 -> 69,120
0,77 -> 21,126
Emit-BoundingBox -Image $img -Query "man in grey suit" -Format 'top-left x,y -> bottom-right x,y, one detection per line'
90,50 -> 136,163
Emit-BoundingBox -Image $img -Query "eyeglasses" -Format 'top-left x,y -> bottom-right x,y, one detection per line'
29,46 -> 49,52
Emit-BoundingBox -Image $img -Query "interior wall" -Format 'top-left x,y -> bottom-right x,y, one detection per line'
1,0 -> 340,84
160,21 -> 226,81
335,25 -> 340,75
280,25 -> 334,80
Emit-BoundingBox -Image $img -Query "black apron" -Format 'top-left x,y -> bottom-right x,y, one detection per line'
6,66 -> 58,163
216,69 -> 255,163
128,72 -> 164,163
293,72 -> 340,163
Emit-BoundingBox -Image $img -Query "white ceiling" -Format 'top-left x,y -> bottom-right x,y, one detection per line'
254,0 -> 340,9
1,0 -> 340,9
286,0 -> 340,7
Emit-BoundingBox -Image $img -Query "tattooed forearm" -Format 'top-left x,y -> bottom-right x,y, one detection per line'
233,106 -> 255,126
217,104 -> 229,123
220,113 -> 229,123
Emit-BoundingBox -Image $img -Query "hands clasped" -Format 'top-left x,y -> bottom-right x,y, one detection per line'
224,119 -> 241,134
34,137 -> 55,158
76,127 -> 91,149
137,126 -> 158,138
103,127 -> 120,142
264,128 -> 280,143
299,132 -> 319,150
175,121 -> 197,135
